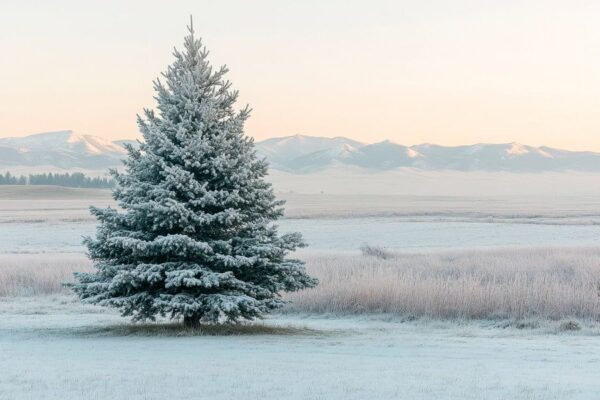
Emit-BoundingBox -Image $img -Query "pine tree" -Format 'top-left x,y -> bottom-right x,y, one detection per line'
72,20 -> 317,327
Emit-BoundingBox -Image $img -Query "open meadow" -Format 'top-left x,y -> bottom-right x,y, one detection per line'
1,186 -> 600,399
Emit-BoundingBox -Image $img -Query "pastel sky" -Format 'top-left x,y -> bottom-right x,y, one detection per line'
2,0 -> 600,150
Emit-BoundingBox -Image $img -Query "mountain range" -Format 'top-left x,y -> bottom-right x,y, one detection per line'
2,130 -> 600,173
0,131 -> 128,170
255,135 -> 600,172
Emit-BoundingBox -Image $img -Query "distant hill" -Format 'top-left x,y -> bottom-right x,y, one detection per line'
0,131 -> 126,169
255,135 -> 600,172
255,135 -> 364,171
3,131 -> 600,173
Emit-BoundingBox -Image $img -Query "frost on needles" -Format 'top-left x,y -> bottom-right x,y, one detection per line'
72,21 -> 317,327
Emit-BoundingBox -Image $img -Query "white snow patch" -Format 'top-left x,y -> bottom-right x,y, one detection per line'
536,148 -> 554,158
79,135 -> 127,155
506,143 -> 529,156
0,298 -> 598,400
406,148 -> 422,158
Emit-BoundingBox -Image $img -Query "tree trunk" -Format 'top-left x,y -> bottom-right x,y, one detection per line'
183,314 -> 201,329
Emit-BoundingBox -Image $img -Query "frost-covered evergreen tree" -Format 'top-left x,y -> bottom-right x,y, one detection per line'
72,21 -> 317,327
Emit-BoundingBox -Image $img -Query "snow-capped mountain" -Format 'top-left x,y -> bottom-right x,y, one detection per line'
2,131 -> 600,173
256,135 -> 600,172
255,135 -> 364,170
406,142 -> 600,172
0,131 -> 128,169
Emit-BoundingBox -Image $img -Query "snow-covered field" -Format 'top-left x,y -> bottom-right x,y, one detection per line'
2,187 -> 600,399
1,297 -> 599,400
6,218 -> 600,253
4,187 -> 600,252
6,186 -> 600,222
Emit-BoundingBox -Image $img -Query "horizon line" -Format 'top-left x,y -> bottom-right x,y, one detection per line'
2,129 -> 600,154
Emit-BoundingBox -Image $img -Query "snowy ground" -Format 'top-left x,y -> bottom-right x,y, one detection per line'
1,297 -> 599,400
2,187 -> 600,399
4,188 -> 600,253
5,187 -> 600,223
4,218 -> 600,253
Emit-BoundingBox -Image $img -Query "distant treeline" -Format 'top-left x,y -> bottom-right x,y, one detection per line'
0,172 -> 115,188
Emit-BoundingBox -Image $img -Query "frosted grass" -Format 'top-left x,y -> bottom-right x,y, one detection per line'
0,254 -> 92,296
3,248 -> 600,320
2,302 -> 599,400
286,247 -> 600,320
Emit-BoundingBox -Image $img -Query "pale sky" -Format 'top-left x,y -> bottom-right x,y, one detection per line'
2,0 -> 600,150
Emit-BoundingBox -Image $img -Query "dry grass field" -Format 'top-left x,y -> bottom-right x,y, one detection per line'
286,248 -> 600,320
0,253 -> 92,296
3,248 -> 600,321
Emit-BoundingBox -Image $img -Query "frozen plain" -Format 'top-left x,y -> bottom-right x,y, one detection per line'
5,187 -> 600,253
4,218 -> 600,254
1,297 -> 599,400
2,187 -> 600,399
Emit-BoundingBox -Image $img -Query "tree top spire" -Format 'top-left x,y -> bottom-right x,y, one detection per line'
188,15 -> 194,37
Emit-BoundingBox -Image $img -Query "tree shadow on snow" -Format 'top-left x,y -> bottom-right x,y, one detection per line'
71,321 -> 323,337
